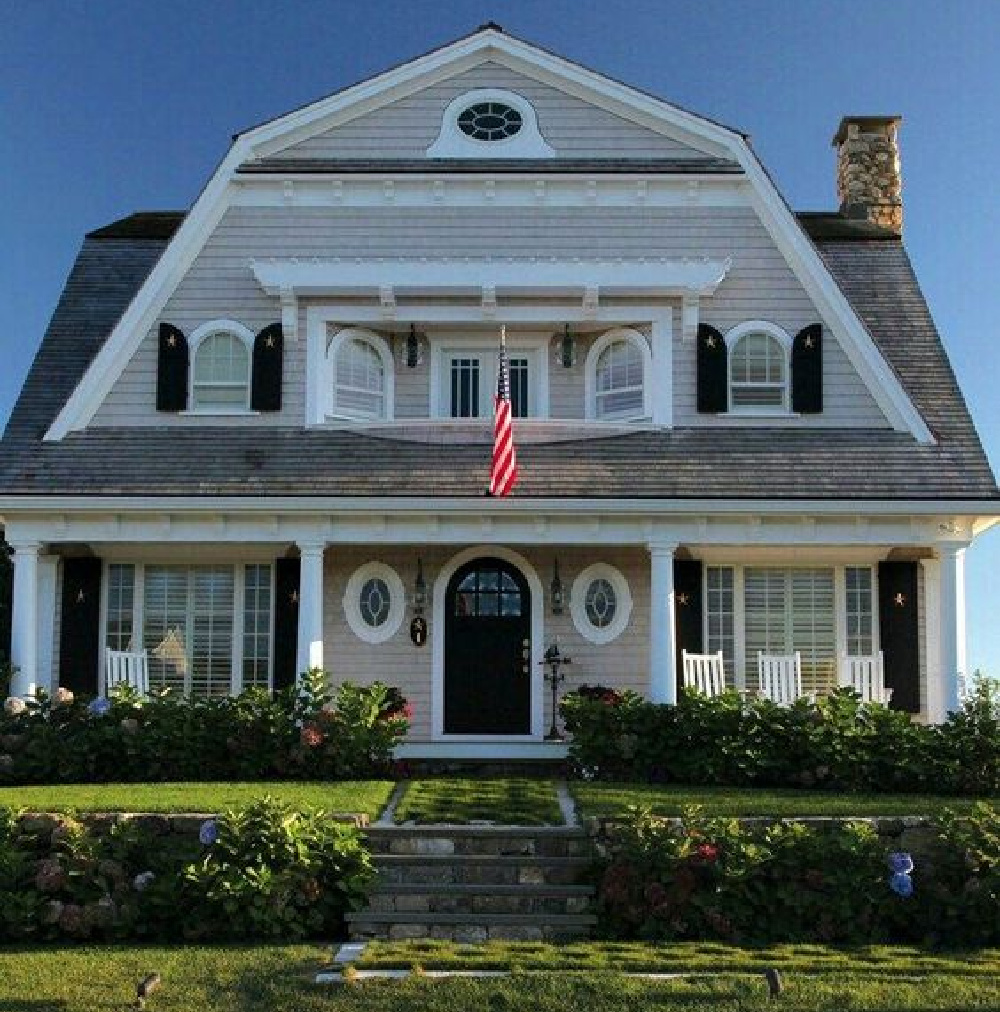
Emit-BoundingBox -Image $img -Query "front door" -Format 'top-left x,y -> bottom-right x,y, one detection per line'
444,558 -> 531,734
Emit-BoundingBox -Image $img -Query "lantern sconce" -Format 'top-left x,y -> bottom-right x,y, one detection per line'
402,324 -> 424,369
413,557 -> 427,616
555,323 -> 576,368
550,558 -> 565,615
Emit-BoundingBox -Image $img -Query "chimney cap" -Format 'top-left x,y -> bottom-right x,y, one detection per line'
832,115 -> 902,147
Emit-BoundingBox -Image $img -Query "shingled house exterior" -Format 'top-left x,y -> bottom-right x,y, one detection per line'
2,27 -> 998,758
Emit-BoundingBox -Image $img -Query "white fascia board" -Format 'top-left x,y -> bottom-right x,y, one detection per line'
252,258 -> 731,299
1,496 -> 998,518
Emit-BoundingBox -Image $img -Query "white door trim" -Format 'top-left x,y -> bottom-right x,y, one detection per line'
431,545 -> 545,742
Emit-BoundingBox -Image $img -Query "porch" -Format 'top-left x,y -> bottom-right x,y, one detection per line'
3,500 -> 972,753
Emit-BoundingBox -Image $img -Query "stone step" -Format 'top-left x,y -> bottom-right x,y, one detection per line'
345,910 -> 598,942
364,881 -> 594,916
365,826 -> 590,858
373,853 -> 590,886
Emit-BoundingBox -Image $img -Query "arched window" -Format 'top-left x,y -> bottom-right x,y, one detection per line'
727,323 -> 791,411
585,329 -> 651,421
328,329 -> 393,421
190,322 -> 253,411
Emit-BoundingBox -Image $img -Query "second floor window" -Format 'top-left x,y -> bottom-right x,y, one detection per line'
447,352 -> 530,418
728,329 -> 789,410
586,328 -> 650,421
191,330 -> 251,410
328,329 -> 393,421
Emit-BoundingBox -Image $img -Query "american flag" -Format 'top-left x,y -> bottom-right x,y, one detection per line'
490,326 -> 519,497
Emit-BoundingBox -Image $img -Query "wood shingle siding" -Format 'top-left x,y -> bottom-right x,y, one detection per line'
90,204 -> 883,428
269,62 -> 717,161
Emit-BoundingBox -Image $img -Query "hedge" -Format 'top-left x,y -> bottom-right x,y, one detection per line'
0,670 -> 409,784
561,682 -> 1000,795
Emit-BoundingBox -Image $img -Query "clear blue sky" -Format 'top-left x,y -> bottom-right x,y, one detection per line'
3,0 -> 1000,672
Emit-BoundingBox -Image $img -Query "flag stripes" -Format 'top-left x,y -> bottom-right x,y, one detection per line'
490,328 -> 519,497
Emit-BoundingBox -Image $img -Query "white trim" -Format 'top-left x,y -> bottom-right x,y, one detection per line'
43,28 -> 930,443
427,88 -> 555,158
188,319 -> 255,413
325,327 -> 395,422
431,546 -> 545,741
343,561 -> 405,644
725,320 -> 792,415
584,328 -> 653,422
254,257 -> 731,299
570,562 -> 633,644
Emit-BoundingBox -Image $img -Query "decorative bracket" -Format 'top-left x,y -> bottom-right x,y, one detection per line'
681,293 -> 700,342
481,285 -> 497,318
379,285 -> 397,320
582,285 -> 600,318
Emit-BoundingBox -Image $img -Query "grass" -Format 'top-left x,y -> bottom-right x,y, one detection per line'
570,782 -> 998,819
0,943 -> 998,1010
393,777 -> 564,825
0,781 -> 395,818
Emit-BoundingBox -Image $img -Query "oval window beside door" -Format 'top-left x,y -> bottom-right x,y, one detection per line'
571,563 -> 632,644
344,562 -> 405,644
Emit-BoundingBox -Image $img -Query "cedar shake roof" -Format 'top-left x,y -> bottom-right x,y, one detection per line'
1,212 -> 996,501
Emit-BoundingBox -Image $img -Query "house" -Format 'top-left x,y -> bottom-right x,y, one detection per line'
1,25 -> 997,758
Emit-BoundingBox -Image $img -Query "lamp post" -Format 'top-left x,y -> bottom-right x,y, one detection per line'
541,642 -> 572,740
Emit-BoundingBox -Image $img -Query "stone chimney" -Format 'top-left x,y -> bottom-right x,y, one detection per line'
832,116 -> 903,232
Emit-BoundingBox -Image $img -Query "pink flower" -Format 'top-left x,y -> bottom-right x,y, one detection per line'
696,843 -> 720,863
300,724 -> 324,748
53,687 -> 74,706
3,697 -> 26,716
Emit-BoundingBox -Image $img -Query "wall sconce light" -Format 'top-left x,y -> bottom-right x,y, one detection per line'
550,558 -> 565,615
413,557 -> 427,615
403,324 -> 423,368
556,323 -> 576,368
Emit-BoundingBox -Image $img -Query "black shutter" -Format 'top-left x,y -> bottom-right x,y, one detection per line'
273,557 -> 300,691
697,323 -> 728,413
156,323 -> 189,411
673,559 -> 704,697
791,324 -> 823,414
59,557 -> 102,696
878,561 -> 920,713
251,323 -> 283,411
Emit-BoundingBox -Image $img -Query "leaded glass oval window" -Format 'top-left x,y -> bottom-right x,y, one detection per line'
359,577 -> 391,628
585,578 -> 617,629
457,102 -> 523,141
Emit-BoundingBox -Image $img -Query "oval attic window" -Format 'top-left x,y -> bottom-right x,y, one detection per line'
457,102 -> 523,141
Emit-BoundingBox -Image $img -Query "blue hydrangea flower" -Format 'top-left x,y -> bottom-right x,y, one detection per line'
199,819 -> 218,846
888,852 -> 914,875
889,872 -> 914,898
87,696 -> 111,717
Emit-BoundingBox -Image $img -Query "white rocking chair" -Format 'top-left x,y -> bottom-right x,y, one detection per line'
839,651 -> 892,705
104,648 -> 150,695
682,649 -> 727,697
757,651 -> 805,706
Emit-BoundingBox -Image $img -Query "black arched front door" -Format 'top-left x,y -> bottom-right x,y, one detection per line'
444,558 -> 531,734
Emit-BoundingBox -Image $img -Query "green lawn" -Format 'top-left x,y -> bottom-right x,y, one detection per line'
394,777 -> 564,825
570,782 -> 998,819
0,781 -> 395,818
0,944 -> 998,1011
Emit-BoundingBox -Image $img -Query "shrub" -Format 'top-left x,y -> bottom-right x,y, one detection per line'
596,803 -> 1000,945
561,685 -> 1000,795
0,798 -> 374,943
0,670 -> 408,784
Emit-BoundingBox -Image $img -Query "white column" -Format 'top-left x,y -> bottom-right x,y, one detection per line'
920,558 -> 944,723
648,542 -> 678,704
296,540 -> 326,677
938,543 -> 968,716
9,541 -> 41,697
650,313 -> 673,428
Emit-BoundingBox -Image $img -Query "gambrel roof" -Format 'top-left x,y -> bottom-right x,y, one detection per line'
0,212 -> 995,502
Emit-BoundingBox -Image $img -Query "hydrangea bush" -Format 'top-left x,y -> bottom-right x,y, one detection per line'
561,682 -> 1000,794
596,803 -> 1000,945
0,670 -> 408,784
0,798 -> 374,942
